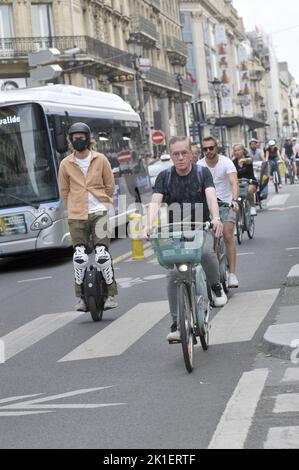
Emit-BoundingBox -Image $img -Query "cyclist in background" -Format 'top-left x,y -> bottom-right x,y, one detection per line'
248,138 -> 265,163
198,136 -> 240,289
265,140 -> 283,189
146,136 -> 227,343
282,138 -> 298,181
232,144 -> 258,216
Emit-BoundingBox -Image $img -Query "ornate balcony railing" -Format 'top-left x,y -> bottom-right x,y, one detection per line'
131,16 -> 159,45
145,66 -> 193,95
165,36 -> 188,57
0,36 -> 133,69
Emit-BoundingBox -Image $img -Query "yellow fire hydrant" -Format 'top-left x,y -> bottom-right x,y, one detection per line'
128,213 -> 144,260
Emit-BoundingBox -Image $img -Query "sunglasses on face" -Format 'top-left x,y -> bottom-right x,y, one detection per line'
203,146 -> 216,153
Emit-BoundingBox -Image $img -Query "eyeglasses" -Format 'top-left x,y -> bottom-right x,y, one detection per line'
172,150 -> 189,159
203,146 -> 216,153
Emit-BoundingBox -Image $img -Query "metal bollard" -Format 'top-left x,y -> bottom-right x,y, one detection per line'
128,213 -> 144,260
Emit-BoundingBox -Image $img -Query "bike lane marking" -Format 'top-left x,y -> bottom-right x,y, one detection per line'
267,194 -> 290,207
208,369 -> 269,449
210,289 -> 279,345
58,301 -> 169,362
0,312 -> 84,362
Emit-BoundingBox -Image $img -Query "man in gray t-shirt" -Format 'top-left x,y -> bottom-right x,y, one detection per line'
248,139 -> 265,162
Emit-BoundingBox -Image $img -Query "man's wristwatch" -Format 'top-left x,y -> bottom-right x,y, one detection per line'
212,216 -> 221,221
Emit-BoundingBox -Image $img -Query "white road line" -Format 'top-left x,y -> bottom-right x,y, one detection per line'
210,290 -> 279,345
286,247 -> 299,251
264,427 -> 299,449
18,276 -> 53,283
267,195 -> 290,207
208,369 -> 269,449
237,253 -> 255,256
0,312 -> 83,362
273,394 -> 299,413
281,368 -> 299,383
59,301 -> 169,362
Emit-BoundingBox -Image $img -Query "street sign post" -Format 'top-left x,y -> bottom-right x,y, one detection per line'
152,130 -> 165,146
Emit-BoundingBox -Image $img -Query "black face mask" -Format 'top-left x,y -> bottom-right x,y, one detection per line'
73,138 -> 89,152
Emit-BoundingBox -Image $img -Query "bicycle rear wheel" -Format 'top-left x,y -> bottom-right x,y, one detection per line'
178,283 -> 194,374
247,216 -> 255,239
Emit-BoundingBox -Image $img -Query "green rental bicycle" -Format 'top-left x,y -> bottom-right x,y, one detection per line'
151,223 -> 211,374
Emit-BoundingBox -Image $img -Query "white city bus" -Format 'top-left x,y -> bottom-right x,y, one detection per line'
0,85 -> 152,256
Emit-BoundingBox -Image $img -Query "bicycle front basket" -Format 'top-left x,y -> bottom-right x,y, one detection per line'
151,228 -> 205,268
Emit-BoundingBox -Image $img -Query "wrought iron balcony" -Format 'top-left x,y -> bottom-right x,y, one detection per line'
131,16 -> 159,47
145,66 -> 193,96
164,36 -> 188,66
0,36 -> 133,69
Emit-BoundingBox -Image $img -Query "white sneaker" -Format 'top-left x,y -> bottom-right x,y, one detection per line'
167,323 -> 181,343
211,284 -> 228,308
75,298 -> 88,312
104,296 -> 118,310
228,274 -> 239,289
250,207 -> 257,216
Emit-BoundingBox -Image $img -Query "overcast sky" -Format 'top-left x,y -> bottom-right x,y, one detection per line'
233,0 -> 299,82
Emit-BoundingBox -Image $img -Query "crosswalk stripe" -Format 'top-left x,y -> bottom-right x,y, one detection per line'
58,301 -> 169,363
281,368 -> 299,383
264,427 -> 299,449
210,290 -> 279,345
208,369 -> 269,449
0,312 -> 83,362
273,394 -> 299,413
267,195 -> 290,207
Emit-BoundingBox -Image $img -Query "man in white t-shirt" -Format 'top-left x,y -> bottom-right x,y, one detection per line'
198,137 -> 240,288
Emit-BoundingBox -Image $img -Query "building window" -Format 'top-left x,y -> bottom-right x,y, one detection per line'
0,5 -> 14,51
31,4 -> 53,37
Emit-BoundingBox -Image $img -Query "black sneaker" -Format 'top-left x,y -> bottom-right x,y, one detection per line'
211,284 -> 227,308
166,322 -> 181,343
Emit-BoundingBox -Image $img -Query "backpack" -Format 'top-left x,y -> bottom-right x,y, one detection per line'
163,165 -> 204,203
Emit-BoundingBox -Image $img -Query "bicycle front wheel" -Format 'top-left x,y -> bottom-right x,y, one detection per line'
178,283 -> 194,374
236,209 -> 243,245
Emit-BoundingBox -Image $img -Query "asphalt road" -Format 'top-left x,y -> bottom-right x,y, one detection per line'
0,182 -> 299,449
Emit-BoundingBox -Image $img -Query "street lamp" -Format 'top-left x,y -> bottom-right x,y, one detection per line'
174,63 -> 187,136
211,77 -> 225,154
237,90 -> 248,147
127,34 -> 147,149
274,110 -> 280,144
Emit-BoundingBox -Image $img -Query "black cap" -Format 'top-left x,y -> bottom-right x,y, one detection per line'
68,122 -> 91,135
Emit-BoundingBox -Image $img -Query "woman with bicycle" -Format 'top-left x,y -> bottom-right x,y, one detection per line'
232,144 -> 258,216
265,140 -> 283,189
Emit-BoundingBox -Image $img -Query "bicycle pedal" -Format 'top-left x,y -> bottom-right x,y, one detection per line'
168,339 -> 182,345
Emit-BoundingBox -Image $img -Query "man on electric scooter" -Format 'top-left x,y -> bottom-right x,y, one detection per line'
59,122 -> 118,312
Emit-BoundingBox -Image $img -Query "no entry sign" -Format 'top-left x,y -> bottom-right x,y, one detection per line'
152,130 -> 165,146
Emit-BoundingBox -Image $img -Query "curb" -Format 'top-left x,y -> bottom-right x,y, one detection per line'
262,265 -> 299,360
263,323 -> 299,360
286,264 -> 299,287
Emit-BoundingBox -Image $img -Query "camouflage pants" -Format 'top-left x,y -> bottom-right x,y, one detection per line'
68,212 -> 118,298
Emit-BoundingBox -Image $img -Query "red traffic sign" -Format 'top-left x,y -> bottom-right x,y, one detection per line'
152,130 -> 165,146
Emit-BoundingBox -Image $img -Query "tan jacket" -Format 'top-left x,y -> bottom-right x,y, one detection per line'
59,151 -> 115,220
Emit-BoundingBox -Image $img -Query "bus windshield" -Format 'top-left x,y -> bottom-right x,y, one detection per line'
0,103 -> 59,209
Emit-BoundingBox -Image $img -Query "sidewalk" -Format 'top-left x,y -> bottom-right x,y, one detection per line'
263,265 -> 299,360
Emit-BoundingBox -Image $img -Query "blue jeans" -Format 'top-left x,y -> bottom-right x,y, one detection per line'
269,159 -> 282,185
